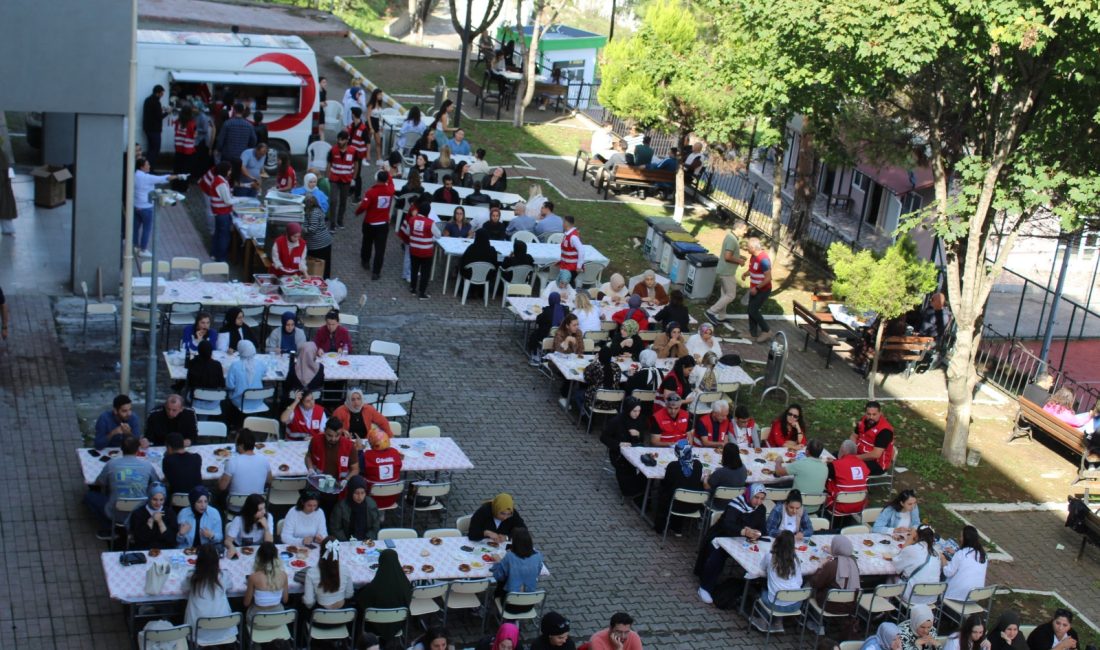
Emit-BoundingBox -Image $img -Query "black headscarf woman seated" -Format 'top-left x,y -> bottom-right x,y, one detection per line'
654,440 -> 705,535
355,548 -> 413,642
601,396 -> 647,498
695,484 -> 767,601
220,307 -> 256,353
500,239 -> 534,282
186,340 -> 225,407
460,229 -> 498,280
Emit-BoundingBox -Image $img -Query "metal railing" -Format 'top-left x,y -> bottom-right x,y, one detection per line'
976,323 -> 1100,411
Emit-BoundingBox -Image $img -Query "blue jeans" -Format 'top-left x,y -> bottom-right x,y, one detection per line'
211,213 -> 232,262
83,490 -> 112,529
134,207 -> 153,250
759,591 -> 802,614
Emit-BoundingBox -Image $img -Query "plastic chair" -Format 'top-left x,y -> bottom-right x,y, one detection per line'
708,486 -> 742,516
748,587 -> 812,647
444,578 -> 491,630
839,524 -> 871,535
197,421 -> 228,441
191,389 -> 226,418
111,497 -> 148,551
855,582 -> 906,637
141,623 -> 191,648
661,488 -> 709,546
575,261 -> 607,289
243,416 -> 280,441
809,516 -> 831,532
306,607 -> 355,648
545,232 -> 564,245
410,583 -> 449,624
268,477 -> 307,508
170,493 -> 190,509
171,256 -> 202,279
939,585 -> 998,629
409,425 -> 441,439
193,612 -> 241,648
839,642 -> 864,650
801,588 -> 858,648
307,140 -> 332,170
510,230 -> 538,244
495,590 -> 546,627
338,312 -> 360,336
409,482 -> 451,531
81,281 -> 118,336
494,265 -> 535,303
460,261 -> 496,306
139,259 -> 171,278
827,490 -> 868,528
854,506 -> 883,525
498,284 -> 534,332
248,609 -> 296,649
371,482 -> 406,521
866,446 -> 899,491
239,305 -> 265,329
369,339 -> 401,388
801,493 -> 827,516
534,262 -> 561,295
363,607 -> 408,641
226,493 -> 250,514
377,527 -> 417,540
423,528 -> 461,538
900,582 -> 948,627
163,301 -> 202,347
201,262 -> 230,281
131,304 -> 155,338
300,305 -> 330,332
238,387 -> 275,415
456,515 -> 472,536
579,388 -> 625,435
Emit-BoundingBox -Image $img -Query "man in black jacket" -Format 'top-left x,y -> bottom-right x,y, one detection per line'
142,85 -> 168,168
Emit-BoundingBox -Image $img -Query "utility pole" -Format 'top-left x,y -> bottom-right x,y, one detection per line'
609,0 -> 617,40
120,0 -> 139,393
1037,231 -> 1074,375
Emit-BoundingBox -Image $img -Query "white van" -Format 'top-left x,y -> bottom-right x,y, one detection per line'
137,30 -> 321,157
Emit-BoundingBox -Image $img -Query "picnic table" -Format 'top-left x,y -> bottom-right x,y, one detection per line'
420,150 -> 477,166
77,436 -> 473,486
545,352 -> 753,386
506,296 -> 698,327
433,237 -> 610,295
827,303 -> 876,333
132,280 -> 337,309
393,179 -> 522,206
160,351 -> 397,384
429,202 -> 515,227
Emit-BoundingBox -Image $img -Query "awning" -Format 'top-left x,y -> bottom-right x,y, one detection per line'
169,70 -> 304,87
856,163 -> 934,195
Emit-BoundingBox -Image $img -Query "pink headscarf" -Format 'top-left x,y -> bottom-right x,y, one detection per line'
295,341 -> 321,386
491,623 -> 520,650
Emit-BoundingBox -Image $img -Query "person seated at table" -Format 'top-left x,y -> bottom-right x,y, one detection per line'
313,309 -> 352,354
431,144 -> 456,176
942,614 -> 989,650
689,350 -> 719,394
895,525 -> 941,605
499,238 -> 534,283
748,530 -> 803,633
771,439 -> 825,495
1043,386 -> 1100,434
731,405 -> 762,448
225,340 -> 269,419
897,605 -> 937,650
632,269 -> 669,306
281,389 -> 327,441
281,488 -> 328,546
243,541 -> 289,624
530,612 -> 574,650
218,307 -> 257,353
459,228 -> 498,293
686,322 -> 722,361
694,399 -> 734,448
225,494 -> 274,558
492,527 -> 545,615
356,548 -> 413,643
599,273 -> 630,306
307,417 -> 359,485
652,394 -> 691,447
571,291 -> 601,334
409,154 -> 433,183
218,429 -> 271,505
332,388 -> 393,438
767,404 -> 807,449
432,173 -> 462,205
611,295 -> 650,331
271,222 -> 308,277
623,348 -> 663,400
129,483 -> 178,550
267,310 -> 306,355
807,535 -> 859,624
445,206 -> 473,238
580,346 -> 623,412
465,181 -> 492,206
852,400 -> 896,476
469,493 -> 527,542
144,394 -> 198,447
285,341 -> 325,399
181,311 -> 219,354
291,172 -> 330,213
541,269 -> 576,303
506,201 -> 536,236
480,205 -> 509,241
654,289 -> 691,334
356,427 -> 402,507
652,321 -> 689,359
398,105 -> 428,151
94,394 -> 142,450
385,150 -> 405,181
413,129 -> 439,160
186,340 -> 225,409
872,489 -> 921,534
942,524 -> 989,602
660,355 -> 697,405
163,432 -> 202,496
303,536 -> 354,616
329,475 -> 380,541
486,166 -> 508,192
704,442 -> 748,500
184,544 -> 235,647
526,291 -> 566,366
695,483 -> 767,604
552,312 -> 584,355
534,201 -> 563,241
448,128 -> 472,156
989,611 -> 1028,650
467,147 -> 490,176
176,485 -> 223,549
765,489 -> 813,540
1026,609 -> 1079,650
602,396 -> 648,499
825,440 -> 869,518
609,318 -> 644,361
861,622 -> 902,650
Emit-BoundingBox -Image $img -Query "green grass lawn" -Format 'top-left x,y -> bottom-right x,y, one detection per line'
347,55 -> 458,96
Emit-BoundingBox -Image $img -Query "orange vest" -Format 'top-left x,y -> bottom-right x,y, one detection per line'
855,415 -> 895,470
559,227 -> 580,271
199,169 -> 233,215
174,121 -> 196,154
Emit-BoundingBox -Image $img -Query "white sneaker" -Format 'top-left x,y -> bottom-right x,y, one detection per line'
138,249 -> 152,258
558,397 -> 569,410
697,588 -> 713,604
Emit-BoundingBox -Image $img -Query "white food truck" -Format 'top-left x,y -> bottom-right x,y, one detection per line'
137,30 -> 321,157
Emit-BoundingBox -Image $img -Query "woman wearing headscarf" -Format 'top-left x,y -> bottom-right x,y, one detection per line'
686,322 -> 723,360
611,294 -> 650,331
861,623 -> 903,650
469,493 -> 527,542
225,340 -> 269,415
130,483 -> 178,550
631,269 -> 669,305
186,340 -> 225,409
285,340 -> 324,398
598,273 -> 629,305
331,388 -> 394,438
531,612 -> 575,650
291,172 -> 330,212
475,623 -> 523,650
459,229 -> 498,291
540,269 -> 576,304
602,396 -> 647,498
356,548 -> 413,642
357,428 -> 403,508
623,348 -> 664,401
581,346 -> 623,412
609,318 -> 644,361
176,485 -> 224,549
654,439 -> 705,535
652,321 -> 690,359
218,307 -> 256,353
696,484 -> 768,603
271,222 -> 308,277
655,289 -> 691,333
897,605 -> 937,650
808,534 -> 859,616
989,611 -> 1028,650
527,291 -> 566,364
265,310 -> 306,355
329,475 -> 381,541
491,527 -> 544,613
500,239 -> 534,282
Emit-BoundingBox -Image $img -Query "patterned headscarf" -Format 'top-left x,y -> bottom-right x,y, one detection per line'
674,439 -> 694,477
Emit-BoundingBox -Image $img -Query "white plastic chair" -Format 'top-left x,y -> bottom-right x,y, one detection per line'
443,578 -> 491,630
268,477 -> 307,508
193,612 -> 241,648
201,262 -> 229,281
409,425 -> 441,438
171,256 -> 202,279
494,264 -> 535,302
197,421 -> 228,441
248,609 -> 296,649
839,524 -> 871,535
410,583 -> 449,623
495,590 -> 546,627
409,482 -> 451,531
243,416 -> 280,441
306,607 -> 355,647
856,582 -> 906,637
363,607 -> 408,641
575,261 -> 607,289
510,230 -> 538,244
827,490 -> 868,528
140,623 -> 191,649
140,259 -> 171,278
307,140 -> 333,170
423,528 -> 461,538
459,261 -> 496,306
455,515 -> 472,536
371,482 -> 406,521
377,527 -> 417,540
191,389 -> 226,418
661,488 -> 709,546
749,587 -> 812,647
238,387 -> 275,415
170,493 -> 190,509
939,585 -> 998,629
80,281 -> 118,336
545,232 -> 564,245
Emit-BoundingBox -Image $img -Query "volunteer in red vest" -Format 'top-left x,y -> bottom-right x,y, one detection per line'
740,236 -> 773,343
356,170 -> 396,280
558,215 -> 585,286
399,200 -> 436,300
173,105 -> 198,189
305,419 -> 359,500
652,394 -> 691,446
693,399 -> 734,448
270,222 -> 308,277
358,428 -> 403,509
731,404 -> 762,448
825,440 -> 869,516
199,161 -> 244,262
280,390 -> 327,442
851,400 -> 896,475
346,106 -> 369,198
326,131 -> 358,230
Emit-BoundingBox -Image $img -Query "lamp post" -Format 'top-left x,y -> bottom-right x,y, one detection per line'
145,188 -> 186,419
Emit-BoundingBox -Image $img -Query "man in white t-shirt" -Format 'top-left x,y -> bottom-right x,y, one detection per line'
218,429 -> 271,510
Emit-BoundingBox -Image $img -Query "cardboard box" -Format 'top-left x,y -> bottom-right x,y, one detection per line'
30,165 -> 72,208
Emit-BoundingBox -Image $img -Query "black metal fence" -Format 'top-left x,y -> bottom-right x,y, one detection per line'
976,323 -> 1100,411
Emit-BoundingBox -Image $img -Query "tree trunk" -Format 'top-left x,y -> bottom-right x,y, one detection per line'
785,128 -> 816,258
515,2 -> 547,127
672,129 -> 688,222
511,1 -> 527,127
769,145 -> 785,256
868,320 -> 884,400
942,310 -> 979,464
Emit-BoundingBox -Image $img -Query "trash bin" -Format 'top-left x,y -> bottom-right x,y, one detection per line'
644,217 -> 685,263
659,232 -> 698,275
667,241 -> 708,284
684,252 -> 719,299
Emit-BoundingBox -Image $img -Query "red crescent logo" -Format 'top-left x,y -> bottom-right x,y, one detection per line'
245,53 -> 316,131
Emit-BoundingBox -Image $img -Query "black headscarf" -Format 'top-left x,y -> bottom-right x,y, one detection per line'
221,307 -> 255,352
364,548 -> 413,606
503,240 -> 533,268
347,475 -> 374,539
989,611 -> 1028,650
460,229 -> 497,269
186,340 -> 225,389
188,485 -> 213,548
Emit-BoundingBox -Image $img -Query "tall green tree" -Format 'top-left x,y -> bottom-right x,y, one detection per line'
745,0 -> 1100,464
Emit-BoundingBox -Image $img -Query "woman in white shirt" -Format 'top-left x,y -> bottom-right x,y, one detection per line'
225,494 -> 274,559
686,322 -> 723,360
598,273 -> 630,306
572,291 -> 602,334
942,525 -> 988,601
303,537 -> 354,610
184,544 -> 235,646
894,525 -> 941,605
749,530 -> 803,633
280,489 -> 328,546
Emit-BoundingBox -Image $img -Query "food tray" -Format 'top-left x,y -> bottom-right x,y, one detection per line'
253,274 -> 279,295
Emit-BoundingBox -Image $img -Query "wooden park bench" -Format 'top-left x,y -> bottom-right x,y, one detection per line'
792,300 -> 840,368
535,82 -> 568,113
602,166 -> 677,199
1013,395 -> 1089,472
879,335 -> 936,379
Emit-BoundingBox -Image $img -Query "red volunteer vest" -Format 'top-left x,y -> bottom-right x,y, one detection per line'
559,227 -> 580,271
360,448 -> 404,508
748,251 -> 771,290
328,145 -> 358,183
654,407 -> 690,445
403,213 -> 435,258
826,455 -> 869,514
286,404 -> 325,441
174,121 -> 196,154
308,434 -> 355,481
347,121 -> 369,157
855,415 -> 895,470
273,235 -> 306,277
663,371 -> 686,398
199,169 -> 233,215
697,414 -> 734,444
276,167 -> 297,192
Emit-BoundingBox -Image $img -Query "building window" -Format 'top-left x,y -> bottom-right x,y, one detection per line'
902,193 -> 922,214
852,170 -> 868,192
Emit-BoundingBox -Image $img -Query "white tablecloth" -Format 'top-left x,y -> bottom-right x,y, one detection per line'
827,303 -> 875,330
420,150 -> 477,165
429,203 -> 515,226
436,237 -> 610,267
133,281 -> 337,308
78,436 -> 473,485
393,179 -> 522,206
544,351 -> 754,386
715,533 -> 902,579
620,445 -> 802,484
162,351 -> 397,383
506,297 -> 698,327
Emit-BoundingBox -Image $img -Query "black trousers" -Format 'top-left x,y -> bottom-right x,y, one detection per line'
329,181 -> 350,228
361,223 -> 389,274
144,130 -> 161,168
410,254 -> 432,295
